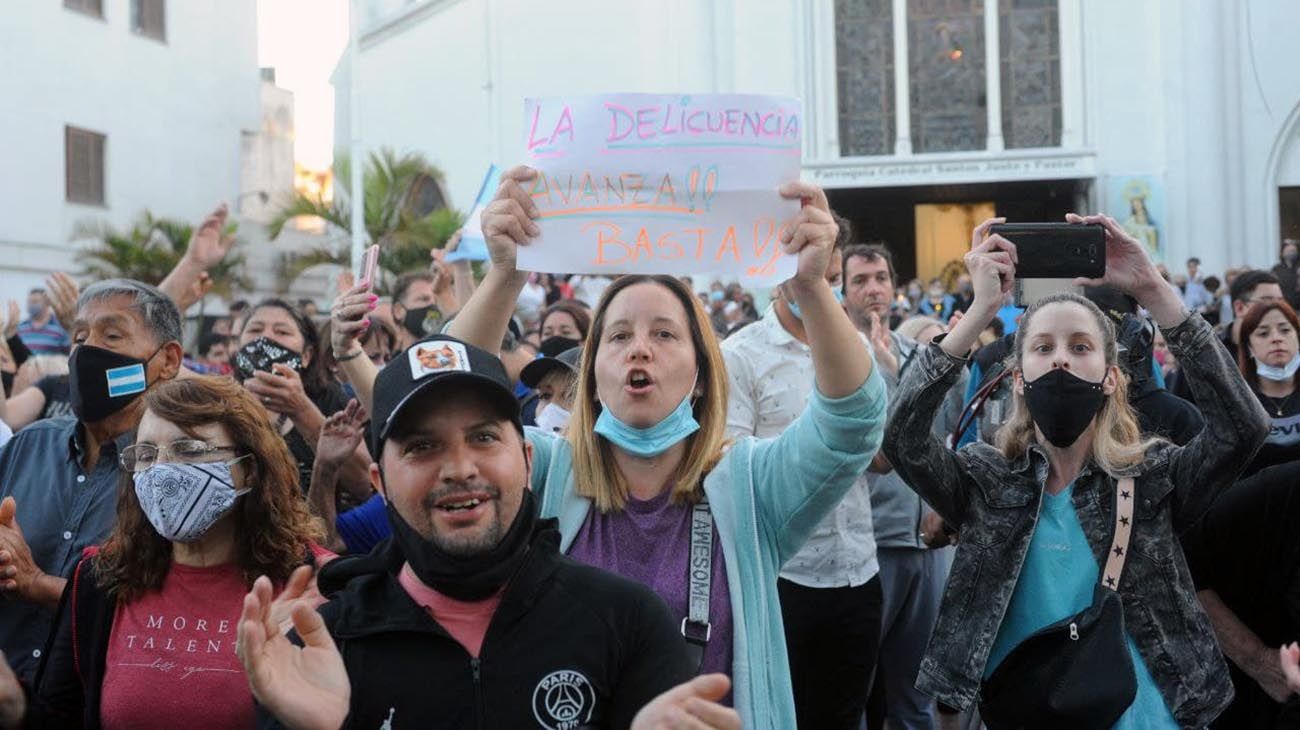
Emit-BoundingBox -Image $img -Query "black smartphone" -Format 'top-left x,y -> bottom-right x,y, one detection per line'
989,223 -> 1105,279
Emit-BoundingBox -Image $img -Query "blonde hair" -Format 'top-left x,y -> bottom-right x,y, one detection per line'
895,315 -> 945,342
995,293 -> 1163,475
567,276 -> 729,512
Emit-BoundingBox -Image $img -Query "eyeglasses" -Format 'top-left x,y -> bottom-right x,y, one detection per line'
120,439 -> 243,473
1245,295 -> 1283,305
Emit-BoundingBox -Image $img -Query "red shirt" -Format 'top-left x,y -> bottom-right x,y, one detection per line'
397,563 -> 502,657
99,562 -> 254,730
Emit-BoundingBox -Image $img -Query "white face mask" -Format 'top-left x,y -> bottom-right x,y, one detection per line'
133,459 -> 251,543
535,402 -> 572,434
1255,353 -> 1300,382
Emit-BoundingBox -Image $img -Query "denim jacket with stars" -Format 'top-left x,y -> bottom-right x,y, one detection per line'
881,314 -> 1270,728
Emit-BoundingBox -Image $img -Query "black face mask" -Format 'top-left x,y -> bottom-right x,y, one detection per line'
232,337 -> 303,382
1022,368 -> 1107,448
402,305 -> 445,339
69,344 -> 161,423
539,335 -> 580,359
1,371 -> 13,397
386,486 -> 537,601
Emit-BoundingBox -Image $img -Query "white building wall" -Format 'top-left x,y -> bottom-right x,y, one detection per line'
0,0 -> 260,293
337,0 -> 1300,275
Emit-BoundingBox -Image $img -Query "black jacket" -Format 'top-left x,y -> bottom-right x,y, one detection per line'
23,552 -> 115,730
268,521 -> 693,730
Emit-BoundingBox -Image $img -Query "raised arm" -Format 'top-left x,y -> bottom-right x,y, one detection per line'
442,231 -> 479,314
159,203 -> 235,309
779,182 -> 872,397
329,279 -> 380,415
445,166 -> 537,355
1066,214 -> 1269,529
883,219 -> 1017,526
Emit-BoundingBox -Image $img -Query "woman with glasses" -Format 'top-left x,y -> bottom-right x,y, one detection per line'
0,376 -> 322,729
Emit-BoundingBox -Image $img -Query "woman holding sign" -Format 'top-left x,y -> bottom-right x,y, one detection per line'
447,166 -> 886,728
880,216 -> 1269,728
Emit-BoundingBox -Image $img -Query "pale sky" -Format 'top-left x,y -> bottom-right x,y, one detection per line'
257,0 -> 349,171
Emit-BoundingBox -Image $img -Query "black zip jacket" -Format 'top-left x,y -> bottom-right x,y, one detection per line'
262,521 -> 694,730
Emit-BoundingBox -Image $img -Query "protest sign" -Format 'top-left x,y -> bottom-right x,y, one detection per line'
517,93 -> 803,284
446,163 -> 499,263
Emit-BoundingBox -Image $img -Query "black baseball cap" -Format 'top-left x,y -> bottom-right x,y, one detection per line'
369,334 -> 522,456
519,346 -> 582,389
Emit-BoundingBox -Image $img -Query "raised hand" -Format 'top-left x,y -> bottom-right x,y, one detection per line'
45,272 -> 81,333
1281,643 -> 1300,696
246,365 -> 313,420
1064,213 -> 1186,326
480,166 -> 541,272
238,575 -> 350,730
186,203 -> 236,270
868,311 -> 899,376
0,497 -> 44,601
316,400 -> 367,467
631,674 -> 740,730
777,182 -> 838,284
268,565 -> 317,634
2,301 -> 18,340
330,284 -> 376,359
938,218 -> 1015,359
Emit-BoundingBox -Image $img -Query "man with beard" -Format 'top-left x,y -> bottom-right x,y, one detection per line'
0,280 -> 183,681
238,335 -> 739,730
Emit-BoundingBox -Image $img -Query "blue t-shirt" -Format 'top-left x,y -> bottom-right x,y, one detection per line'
985,484 -> 1177,729
336,494 -> 391,554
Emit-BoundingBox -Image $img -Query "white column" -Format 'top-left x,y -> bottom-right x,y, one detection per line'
984,0 -> 1004,152
892,0 -> 911,155
348,0 -> 365,274
1058,0 -> 1083,148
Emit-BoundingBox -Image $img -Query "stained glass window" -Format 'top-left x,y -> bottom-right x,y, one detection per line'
1000,0 -> 1061,148
908,0 -> 987,153
835,0 -> 896,157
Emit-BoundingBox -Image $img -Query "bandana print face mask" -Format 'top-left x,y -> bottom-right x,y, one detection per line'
133,459 -> 251,543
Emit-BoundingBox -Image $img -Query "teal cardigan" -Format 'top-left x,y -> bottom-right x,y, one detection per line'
527,367 -> 888,729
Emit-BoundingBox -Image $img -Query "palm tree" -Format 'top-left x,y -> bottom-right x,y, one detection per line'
74,211 -> 251,296
267,148 -> 464,292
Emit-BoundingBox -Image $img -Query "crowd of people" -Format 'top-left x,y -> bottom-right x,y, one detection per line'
0,168 -> 1299,729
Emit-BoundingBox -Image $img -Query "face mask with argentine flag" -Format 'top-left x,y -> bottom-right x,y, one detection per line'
68,344 -> 163,422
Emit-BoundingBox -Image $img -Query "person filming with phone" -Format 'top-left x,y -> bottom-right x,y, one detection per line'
881,214 -> 1270,728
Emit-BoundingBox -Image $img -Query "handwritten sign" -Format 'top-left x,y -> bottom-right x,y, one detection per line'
517,93 -> 803,284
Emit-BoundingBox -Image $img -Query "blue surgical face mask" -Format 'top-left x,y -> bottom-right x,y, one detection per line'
709,290 -> 725,303
787,287 -> 844,321
1255,353 -> 1300,382
594,378 -> 700,458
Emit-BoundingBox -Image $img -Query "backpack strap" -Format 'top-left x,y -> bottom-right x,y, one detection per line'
1101,477 -> 1136,591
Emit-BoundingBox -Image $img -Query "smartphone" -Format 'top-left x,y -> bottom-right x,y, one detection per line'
989,223 -> 1105,279
357,244 -> 380,290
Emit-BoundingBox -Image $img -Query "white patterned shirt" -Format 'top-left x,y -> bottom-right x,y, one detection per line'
721,305 -> 879,588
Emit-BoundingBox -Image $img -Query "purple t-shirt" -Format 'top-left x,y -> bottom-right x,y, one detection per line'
568,488 -> 734,699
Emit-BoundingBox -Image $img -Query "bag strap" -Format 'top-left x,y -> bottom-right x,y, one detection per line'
1100,477 -> 1136,591
682,497 -> 712,672
70,557 -> 87,689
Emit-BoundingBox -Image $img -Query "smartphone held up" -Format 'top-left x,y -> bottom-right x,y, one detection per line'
357,244 -> 380,291
989,222 -> 1105,307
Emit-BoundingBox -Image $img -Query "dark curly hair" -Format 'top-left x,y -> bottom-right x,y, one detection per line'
95,376 -> 323,600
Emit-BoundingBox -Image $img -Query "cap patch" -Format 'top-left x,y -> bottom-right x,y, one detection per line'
409,341 -> 470,380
